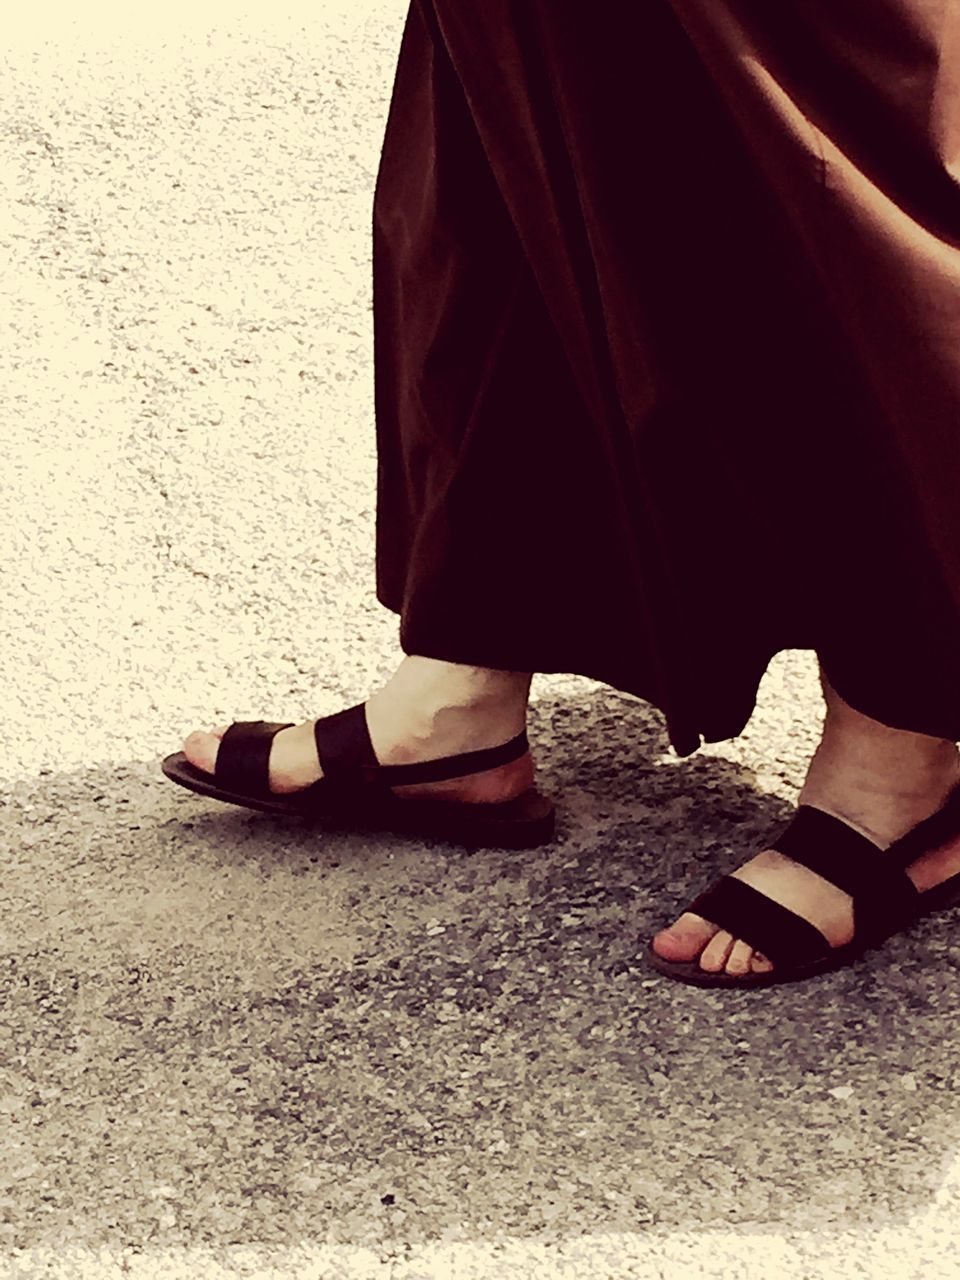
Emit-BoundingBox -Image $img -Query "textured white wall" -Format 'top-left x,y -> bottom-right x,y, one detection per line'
2,1 -> 411,777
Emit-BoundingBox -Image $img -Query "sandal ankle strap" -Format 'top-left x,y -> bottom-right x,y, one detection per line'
882,780 -> 960,871
313,701 -> 529,789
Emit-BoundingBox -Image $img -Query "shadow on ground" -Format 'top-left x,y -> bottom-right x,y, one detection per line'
3,688 -> 959,1254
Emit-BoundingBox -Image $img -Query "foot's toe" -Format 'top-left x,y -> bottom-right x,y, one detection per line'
182,727 -> 228,774
751,951 -> 775,974
651,912 -> 719,962
724,939 -> 755,976
699,929 -> 735,973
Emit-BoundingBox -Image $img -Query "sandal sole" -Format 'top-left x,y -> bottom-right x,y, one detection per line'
642,940 -> 859,989
161,751 -> 556,850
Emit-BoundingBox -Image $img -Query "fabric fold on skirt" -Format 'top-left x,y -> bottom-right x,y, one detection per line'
371,0 -> 960,756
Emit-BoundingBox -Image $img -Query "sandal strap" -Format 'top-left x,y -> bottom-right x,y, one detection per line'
312,701 -> 530,789
882,780 -> 960,871
214,721 -> 296,795
311,703 -> 379,781
770,805 -> 921,940
686,874 -> 833,968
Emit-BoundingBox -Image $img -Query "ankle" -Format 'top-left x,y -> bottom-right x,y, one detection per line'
816,708 -> 959,784
799,720 -> 960,845
379,656 -> 532,719
818,665 -> 959,780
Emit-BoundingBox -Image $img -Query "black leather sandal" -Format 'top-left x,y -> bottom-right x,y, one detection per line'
161,701 -> 555,849
645,781 -> 960,988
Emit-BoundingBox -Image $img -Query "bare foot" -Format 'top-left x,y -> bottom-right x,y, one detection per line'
651,667 -> 960,976
182,654 -> 536,803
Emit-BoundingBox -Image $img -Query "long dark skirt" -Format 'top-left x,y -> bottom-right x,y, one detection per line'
370,0 -> 960,757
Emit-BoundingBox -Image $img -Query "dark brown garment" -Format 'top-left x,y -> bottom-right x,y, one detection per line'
371,0 -> 960,757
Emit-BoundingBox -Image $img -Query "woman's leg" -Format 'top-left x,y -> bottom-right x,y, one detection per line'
651,661 -> 960,976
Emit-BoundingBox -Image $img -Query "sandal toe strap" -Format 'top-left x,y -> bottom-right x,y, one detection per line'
214,721 -> 296,795
686,874 -> 833,969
